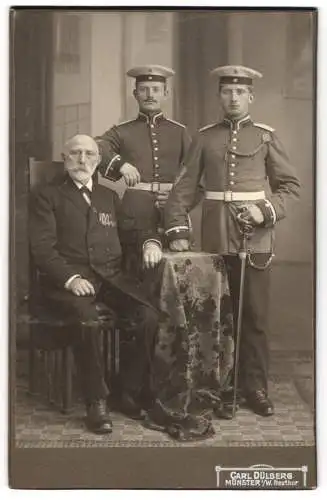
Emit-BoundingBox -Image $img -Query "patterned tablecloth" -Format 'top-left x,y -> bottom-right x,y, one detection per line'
144,251 -> 235,441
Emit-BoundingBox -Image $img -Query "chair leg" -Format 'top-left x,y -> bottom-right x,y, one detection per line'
106,328 -> 119,397
44,351 -> 51,402
103,329 -> 109,374
114,329 -> 120,375
28,331 -> 38,396
54,350 -> 62,407
48,351 -> 56,405
62,346 -> 74,414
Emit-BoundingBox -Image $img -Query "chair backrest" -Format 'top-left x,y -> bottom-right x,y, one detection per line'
28,157 -> 65,189
28,158 -> 66,313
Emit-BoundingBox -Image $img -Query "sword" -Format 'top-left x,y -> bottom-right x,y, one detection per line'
232,213 -> 254,417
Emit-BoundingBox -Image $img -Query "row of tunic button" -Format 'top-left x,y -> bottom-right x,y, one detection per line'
150,123 -> 160,178
228,129 -> 238,186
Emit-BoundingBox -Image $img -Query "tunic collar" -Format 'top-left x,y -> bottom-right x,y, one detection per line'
222,114 -> 252,130
138,111 -> 164,125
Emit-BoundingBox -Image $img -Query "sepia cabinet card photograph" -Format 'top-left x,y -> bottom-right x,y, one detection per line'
8,6 -> 317,490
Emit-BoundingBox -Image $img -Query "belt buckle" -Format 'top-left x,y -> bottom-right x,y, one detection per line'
151,182 -> 160,193
224,190 -> 233,202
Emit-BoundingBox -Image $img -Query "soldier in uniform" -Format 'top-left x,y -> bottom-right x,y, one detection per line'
164,66 -> 301,417
95,64 -> 192,273
94,65 -> 193,416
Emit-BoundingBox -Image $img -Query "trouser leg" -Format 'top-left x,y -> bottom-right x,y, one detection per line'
71,324 -> 108,404
43,291 -> 109,404
224,254 -> 271,393
101,284 -> 158,404
119,305 -> 158,401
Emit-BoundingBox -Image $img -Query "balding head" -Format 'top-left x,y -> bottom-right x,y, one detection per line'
63,134 -> 99,156
62,134 -> 101,185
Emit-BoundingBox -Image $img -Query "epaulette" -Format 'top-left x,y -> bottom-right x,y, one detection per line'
253,122 -> 275,133
199,122 -> 218,132
116,118 -> 137,127
165,118 -> 186,128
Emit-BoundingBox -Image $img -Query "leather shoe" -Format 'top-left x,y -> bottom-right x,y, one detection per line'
86,399 -> 113,434
245,389 -> 274,417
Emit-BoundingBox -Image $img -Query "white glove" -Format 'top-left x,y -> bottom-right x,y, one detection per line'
143,242 -> 163,269
169,239 -> 190,252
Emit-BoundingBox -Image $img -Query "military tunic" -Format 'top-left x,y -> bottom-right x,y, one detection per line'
96,111 -> 191,246
164,115 -> 300,255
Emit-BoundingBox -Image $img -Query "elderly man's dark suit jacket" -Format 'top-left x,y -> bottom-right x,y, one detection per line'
29,174 -> 152,307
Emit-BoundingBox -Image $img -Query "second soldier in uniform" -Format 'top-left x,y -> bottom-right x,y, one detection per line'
164,66 -> 301,417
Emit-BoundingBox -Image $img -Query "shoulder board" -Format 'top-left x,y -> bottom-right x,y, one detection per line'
199,122 -> 217,132
116,118 -> 137,127
253,122 -> 275,133
165,118 -> 186,128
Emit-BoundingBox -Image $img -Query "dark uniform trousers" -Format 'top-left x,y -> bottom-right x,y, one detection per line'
224,255 -> 271,392
30,177 -> 158,407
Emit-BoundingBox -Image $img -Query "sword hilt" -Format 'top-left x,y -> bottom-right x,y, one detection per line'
238,228 -> 252,260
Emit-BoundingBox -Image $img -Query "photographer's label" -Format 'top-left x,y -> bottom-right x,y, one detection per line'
215,464 -> 308,489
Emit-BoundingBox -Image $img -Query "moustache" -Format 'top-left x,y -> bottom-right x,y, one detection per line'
65,163 -> 92,172
66,163 -> 86,172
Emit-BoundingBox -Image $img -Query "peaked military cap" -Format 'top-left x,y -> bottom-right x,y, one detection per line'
127,64 -> 175,83
210,65 -> 263,85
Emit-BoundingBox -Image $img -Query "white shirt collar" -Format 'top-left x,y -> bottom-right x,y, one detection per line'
73,178 -> 93,191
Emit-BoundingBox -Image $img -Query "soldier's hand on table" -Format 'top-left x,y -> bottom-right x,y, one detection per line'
68,277 -> 96,296
237,203 -> 264,226
169,239 -> 190,252
120,162 -> 141,187
143,242 -> 163,269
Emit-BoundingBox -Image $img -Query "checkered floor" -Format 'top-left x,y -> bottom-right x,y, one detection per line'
14,351 -> 315,448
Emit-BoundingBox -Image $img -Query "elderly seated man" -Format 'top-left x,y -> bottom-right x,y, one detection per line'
29,134 -> 159,434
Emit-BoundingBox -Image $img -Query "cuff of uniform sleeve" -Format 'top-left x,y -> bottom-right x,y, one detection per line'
255,199 -> 277,228
64,274 -> 81,290
143,239 -> 162,252
165,226 -> 190,243
103,155 -> 124,180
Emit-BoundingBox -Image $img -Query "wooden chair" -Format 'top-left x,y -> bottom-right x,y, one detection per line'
23,158 -> 119,413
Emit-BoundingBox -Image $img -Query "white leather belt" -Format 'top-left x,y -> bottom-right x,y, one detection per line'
205,190 -> 265,202
128,182 -> 173,192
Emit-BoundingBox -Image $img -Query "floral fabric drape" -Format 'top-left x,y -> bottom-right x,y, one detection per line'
144,252 -> 235,440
